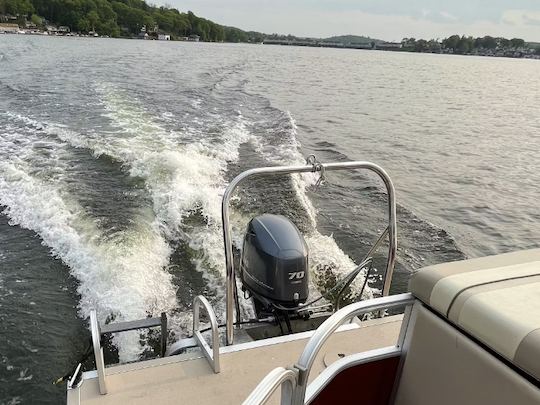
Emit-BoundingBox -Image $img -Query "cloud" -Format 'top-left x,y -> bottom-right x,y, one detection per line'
158,1 -> 540,41
439,11 -> 458,22
502,9 -> 540,26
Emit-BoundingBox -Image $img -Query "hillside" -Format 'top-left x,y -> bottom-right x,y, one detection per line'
0,0 -> 265,41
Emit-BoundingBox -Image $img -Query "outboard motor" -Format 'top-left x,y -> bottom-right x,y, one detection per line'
240,214 -> 309,321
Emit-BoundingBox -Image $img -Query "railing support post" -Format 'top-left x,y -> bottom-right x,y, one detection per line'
90,310 -> 108,395
160,312 -> 167,357
222,161 -> 398,345
193,295 -> 221,373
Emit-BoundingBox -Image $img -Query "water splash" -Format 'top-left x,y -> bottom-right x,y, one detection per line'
0,113 -> 178,361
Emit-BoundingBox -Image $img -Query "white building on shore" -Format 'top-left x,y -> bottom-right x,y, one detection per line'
0,23 -> 19,33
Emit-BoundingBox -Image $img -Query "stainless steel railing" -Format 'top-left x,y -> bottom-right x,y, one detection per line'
243,293 -> 416,405
242,367 -> 298,405
88,310 -> 168,395
222,160 -> 397,345
292,293 -> 415,404
90,310 -> 108,395
87,296 -> 220,395
193,295 -> 221,373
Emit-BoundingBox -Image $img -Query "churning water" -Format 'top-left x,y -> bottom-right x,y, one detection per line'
0,36 -> 538,404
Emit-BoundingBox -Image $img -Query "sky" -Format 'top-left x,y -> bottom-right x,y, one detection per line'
158,0 -> 540,42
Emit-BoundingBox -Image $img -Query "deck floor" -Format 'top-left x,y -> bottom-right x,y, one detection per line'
68,316 -> 402,405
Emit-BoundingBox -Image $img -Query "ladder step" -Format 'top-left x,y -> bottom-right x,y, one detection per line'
101,316 -> 162,334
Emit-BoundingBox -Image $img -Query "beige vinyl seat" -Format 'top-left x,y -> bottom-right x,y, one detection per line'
393,249 -> 540,405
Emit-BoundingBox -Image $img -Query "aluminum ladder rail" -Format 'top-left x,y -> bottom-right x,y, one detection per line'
222,160 -> 398,345
89,311 -> 168,394
243,293 -> 416,405
193,295 -> 221,373
89,295 -> 220,395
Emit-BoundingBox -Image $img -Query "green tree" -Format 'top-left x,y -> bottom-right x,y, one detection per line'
510,38 -> 525,49
401,38 -> 416,50
481,36 -> 497,49
442,35 -> 460,51
3,0 -> 34,15
112,1 -> 145,33
87,10 -> 99,31
1,0 -> 264,41
427,39 -> 441,53
154,11 -> 174,32
98,19 -> 120,37
414,39 -> 428,52
172,13 -> 190,35
77,17 -> 90,32
498,37 -> 511,48
456,36 -> 474,54
143,14 -> 154,31
30,13 -> 42,26
95,0 -> 116,22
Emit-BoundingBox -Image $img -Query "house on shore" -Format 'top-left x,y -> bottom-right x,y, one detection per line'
158,33 -> 170,41
349,42 -> 374,49
0,23 -> 19,33
188,34 -> 200,42
0,14 -> 18,23
45,25 -> 70,35
376,42 -> 403,51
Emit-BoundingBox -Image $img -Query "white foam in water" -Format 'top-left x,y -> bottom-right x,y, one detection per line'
0,164 -> 178,360
253,111 -> 377,299
89,88 -> 375,314
95,85 -> 253,302
6,85 -> 251,336
1,83 -> 374,365
42,84 -> 255,323
0,114 -> 178,361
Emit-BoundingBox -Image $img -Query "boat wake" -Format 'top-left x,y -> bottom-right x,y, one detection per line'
0,80 -> 380,359
0,114 -> 177,361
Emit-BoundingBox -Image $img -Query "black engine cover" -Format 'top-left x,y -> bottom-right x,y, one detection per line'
241,214 -> 309,308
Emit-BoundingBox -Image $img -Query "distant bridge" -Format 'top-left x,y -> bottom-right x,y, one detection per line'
262,39 -> 374,50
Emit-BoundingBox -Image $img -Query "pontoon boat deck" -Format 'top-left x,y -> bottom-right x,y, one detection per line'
65,160 -> 540,404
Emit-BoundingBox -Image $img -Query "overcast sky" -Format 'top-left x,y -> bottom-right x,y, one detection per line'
157,0 -> 540,41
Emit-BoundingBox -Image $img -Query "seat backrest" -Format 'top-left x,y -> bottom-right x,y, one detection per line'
409,249 -> 540,381
393,304 -> 540,405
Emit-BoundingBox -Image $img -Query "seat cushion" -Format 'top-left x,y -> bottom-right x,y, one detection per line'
409,249 -> 540,381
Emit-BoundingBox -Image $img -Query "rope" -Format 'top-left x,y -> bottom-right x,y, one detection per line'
268,257 -> 373,312
53,339 -> 93,385
306,154 -> 326,188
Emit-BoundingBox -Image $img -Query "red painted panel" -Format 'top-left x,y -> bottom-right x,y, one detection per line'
310,355 -> 400,405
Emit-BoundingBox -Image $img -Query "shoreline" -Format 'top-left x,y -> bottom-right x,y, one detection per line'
2,31 -> 539,60
262,40 -> 540,60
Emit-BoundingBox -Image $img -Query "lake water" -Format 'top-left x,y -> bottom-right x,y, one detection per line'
0,36 -> 538,404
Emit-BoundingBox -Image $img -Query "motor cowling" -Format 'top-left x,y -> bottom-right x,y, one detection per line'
241,214 -> 309,312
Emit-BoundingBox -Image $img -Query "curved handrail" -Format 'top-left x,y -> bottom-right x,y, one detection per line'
304,346 -> 402,404
243,367 -> 298,405
222,161 -> 397,345
193,295 -> 220,373
291,293 -> 415,405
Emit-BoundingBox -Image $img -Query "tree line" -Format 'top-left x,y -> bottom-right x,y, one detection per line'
0,0 -> 265,42
402,35 -> 538,54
